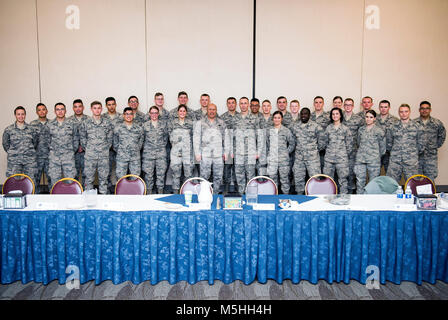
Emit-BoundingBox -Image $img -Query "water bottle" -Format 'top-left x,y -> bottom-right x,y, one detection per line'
396,186 -> 404,203
405,185 -> 413,204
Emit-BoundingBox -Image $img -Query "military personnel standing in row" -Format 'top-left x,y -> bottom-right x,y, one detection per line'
414,101 -> 446,182
102,97 -> 122,193
322,107 -> 353,194
47,103 -> 79,189
311,96 -> 330,171
80,101 -> 113,194
257,99 -> 273,176
142,106 -> 169,194
266,111 -> 295,194
113,107 -> 144,179
386,104 -> 424,184
193,103 -> 229,194
2,106 -> 38,180
291,107 -> 323,195
376,100 -> 398,173
342,98 -> 364,193
128,95 -> 147,125
193,93 -> 211,120
168,105 -> 194,194
233,97 -> 259,195
30,103 -> 51,192
220,97 -> 239,194
354,110 -> 386,194
69,99 -> 89,188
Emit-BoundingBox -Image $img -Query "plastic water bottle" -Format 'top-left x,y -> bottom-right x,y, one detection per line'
405,185 -> 413,204
396,186 -> 404,203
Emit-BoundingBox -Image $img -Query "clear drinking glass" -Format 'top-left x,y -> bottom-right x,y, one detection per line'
83,189 -> 98,208
246,185 -> 258,206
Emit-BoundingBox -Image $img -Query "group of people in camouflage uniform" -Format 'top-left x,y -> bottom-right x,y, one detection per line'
2,92 -> 446,195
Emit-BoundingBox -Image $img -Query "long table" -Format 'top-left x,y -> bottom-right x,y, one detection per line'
1,194 -> 447,286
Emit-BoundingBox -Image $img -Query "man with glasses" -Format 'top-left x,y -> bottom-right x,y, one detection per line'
113,107 -> 144,180
414,101 -> 446,182
128,95 -> 146,125
47,103 -> 79,189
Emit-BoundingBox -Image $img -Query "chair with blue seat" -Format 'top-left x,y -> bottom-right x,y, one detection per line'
51,178 -> 83,194
2,174 -> 35,195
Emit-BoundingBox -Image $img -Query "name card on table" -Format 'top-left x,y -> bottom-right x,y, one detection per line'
252,203 -> 275,210
188,203 -> 211,210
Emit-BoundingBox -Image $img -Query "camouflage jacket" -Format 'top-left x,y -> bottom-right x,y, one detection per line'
414,116 -> 446,155
80,116 -> 114,159
265,125 -> 295,164
342,112 -> 364,150
142,120 -> 169,160
233,113 -> 260,156
386,120 -> 425,160
2,122 -> 38,161
193,117 -> 229,158
30,119 -> 50,159
322,123 -> 353,162
291,120 -> 323,161
47,118 -> 79,157
311,111 -> 331,131
356,125 -> 386,163
113,122 -> 144,161
168,118 -> 194,161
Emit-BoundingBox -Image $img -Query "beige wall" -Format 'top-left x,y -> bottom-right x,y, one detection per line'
1,0 -> 447,184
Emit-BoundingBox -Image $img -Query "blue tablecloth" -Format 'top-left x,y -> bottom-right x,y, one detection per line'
1,195 -> 447,285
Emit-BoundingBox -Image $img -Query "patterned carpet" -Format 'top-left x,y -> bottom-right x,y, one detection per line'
1,279 -> 447,300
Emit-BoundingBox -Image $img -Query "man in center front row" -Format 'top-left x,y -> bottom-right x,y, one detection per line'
80,101 -> 113,194
193,103 -> 229,194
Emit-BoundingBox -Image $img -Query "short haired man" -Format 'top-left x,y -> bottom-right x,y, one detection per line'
288,100 -> 301,129
414,101 -> 446,182
30,103 -> 51,193
68,99 -> 89,188
276,96 -> 292,127
342,98 -> 364,193
47,103 -> 79,189
310,96 -> 330,171
220,97 -> 239,194
193,93 -> 211,120
2,106 -> 38,180
386,104 -> 425,184
103,97 -> 122,193
376,100 -> 398,173
128,95 -> 146,125
80,101 -> 114,194
170,91 -> 195,120
358,96 -> 374,116
193,103 -> 229,194
151,92 -> 172,123
113,107 -> 144,179
250,98 -> 264,120
257,100 -> 273,176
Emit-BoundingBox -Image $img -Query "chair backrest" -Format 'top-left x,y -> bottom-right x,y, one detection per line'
305,174 -> 337,195
404,174 -> 436,195
180,177 -> 213,195
2,174 -> 35,195
51,178 -> 83,194
245,176 -> 278,195
364,176 -> 399,194
115,174 -> 146,195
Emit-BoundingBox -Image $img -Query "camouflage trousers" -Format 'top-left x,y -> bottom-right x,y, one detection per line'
223,163 -> 237,188
142,158 -> 168,193
6,158 -> 37,182
200,157 -> 224,194
75,151 -> 85,187
116,159 -> 141,182
35,157 -> 50,193
381,151 -> 391,174
235,163 -> 256,194
48,156 -> 76,190
324,160 -> 349,194
418,152 -> 438,182
108,149 -> 118,191
267,161 -> 291,194
354,161 -> 380,194
293,158 -> 321,194
170,162 -> 193,192
84,157 -> 109,194
347,151 -> 357,191
387,157 -> 418,185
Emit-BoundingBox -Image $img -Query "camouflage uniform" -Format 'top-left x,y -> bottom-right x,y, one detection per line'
68,114 -> 89,187
168,118 -> 194,193
220,111 -> 239,191
47,118 -> 79,188
266,126 -> 295,194
311,111 -> 331,171
342,112 -> 364,192
80,116 -> 114,194
192,107 -> 209,121
233,113 -> 260,194
170,106 -> 196,121
30,119 -> 51,192
133,110 -> 147,125
257,115 -> 273,176
291,120 -> 323,194
113,122 -> 144,179
280,111 -> 293,129
386,120 -> 425,184
142,120 -> 169,193
354,125 -> 386,194
376,114 -> 398,173
322,123 -> 353,194
193,117 -> 229,194
102,112 -> 122,192
2,122 -> 38,179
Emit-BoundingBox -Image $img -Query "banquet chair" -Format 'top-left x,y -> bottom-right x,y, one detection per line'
364,176 -> 399,194
180,177 -> 213,195
245,176 -> 278,195
2,174 -> 35,195
115,174 -> 146,195
305,174 -> 337,195
51,178 -> 83,194
404,174 -> 436,195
